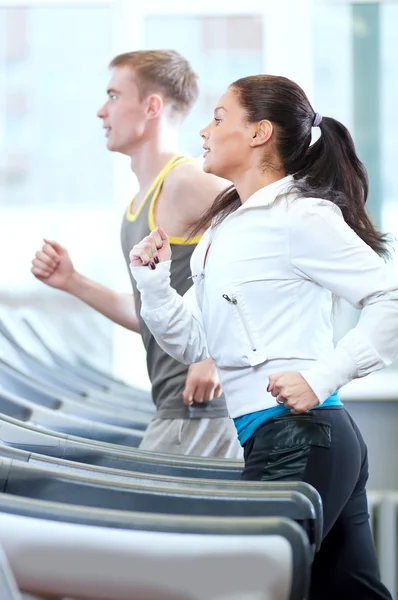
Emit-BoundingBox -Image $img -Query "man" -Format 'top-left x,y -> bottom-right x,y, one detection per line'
31,50 -> 241,458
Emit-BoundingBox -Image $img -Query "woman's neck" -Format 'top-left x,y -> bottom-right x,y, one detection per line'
234,168 -> 286,203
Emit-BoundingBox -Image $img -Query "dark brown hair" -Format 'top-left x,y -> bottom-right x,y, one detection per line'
110,50 -> 199,118
192,75 -> 389,257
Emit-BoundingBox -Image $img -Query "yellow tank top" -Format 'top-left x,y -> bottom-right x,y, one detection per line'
125,154 -> 201,245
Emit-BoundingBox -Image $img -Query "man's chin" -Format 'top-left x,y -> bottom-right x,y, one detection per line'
106,141 -> 129,156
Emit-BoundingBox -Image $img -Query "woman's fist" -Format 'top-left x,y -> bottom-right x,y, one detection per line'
129,227 -> 171,269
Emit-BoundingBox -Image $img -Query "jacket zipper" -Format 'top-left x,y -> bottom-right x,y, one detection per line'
222,294 -> 257,352
188,227 -> 218,281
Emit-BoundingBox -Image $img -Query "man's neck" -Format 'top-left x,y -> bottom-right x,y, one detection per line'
129,127 -> 181,193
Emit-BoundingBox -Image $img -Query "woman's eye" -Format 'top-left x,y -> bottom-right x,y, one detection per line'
214,118 -> 222,125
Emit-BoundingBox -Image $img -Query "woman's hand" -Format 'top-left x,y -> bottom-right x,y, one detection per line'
268,372 -> 320,414
129,227 -> 171,269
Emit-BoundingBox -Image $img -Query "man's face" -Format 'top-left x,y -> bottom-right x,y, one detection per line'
97,66 -> 148,155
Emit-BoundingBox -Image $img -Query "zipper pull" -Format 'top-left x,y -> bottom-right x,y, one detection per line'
222,294 -> 237,304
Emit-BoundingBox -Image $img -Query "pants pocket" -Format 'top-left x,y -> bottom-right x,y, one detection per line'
263,415 -> 331,481
242,414 -> 331,482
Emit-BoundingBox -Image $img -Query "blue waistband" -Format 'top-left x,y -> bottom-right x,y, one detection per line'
234,390 -> 343,446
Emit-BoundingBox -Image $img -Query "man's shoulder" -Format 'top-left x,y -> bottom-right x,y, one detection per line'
163,159 -> 229,209
165,159 -> 214,187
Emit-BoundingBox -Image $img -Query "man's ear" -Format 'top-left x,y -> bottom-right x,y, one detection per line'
250,120 -> 273,147
146,94 -> 163,119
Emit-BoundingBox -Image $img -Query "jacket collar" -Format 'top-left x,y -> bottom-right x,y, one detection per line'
237,174 -> 295,212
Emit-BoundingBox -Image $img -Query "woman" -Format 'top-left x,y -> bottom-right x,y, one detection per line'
129,74 -> 397,599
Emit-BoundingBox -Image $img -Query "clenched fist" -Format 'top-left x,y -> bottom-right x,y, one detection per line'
182,358 -> 223,406
129,227 -> 171,270
268,371 -> 320,414
31,239 -> 75,291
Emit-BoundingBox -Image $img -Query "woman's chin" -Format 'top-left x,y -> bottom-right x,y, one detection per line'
202,157 -> 216,175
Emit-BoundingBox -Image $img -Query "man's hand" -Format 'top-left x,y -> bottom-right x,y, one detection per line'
182,358 -> 222,406
268,372 -> 320,414
31,239 -> 76,292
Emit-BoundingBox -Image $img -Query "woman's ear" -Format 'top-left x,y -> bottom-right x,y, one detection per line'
250,120 -> 273,147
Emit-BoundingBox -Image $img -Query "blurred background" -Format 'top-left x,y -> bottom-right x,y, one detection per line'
1,3 -> 398,596
0,0 -> 397,394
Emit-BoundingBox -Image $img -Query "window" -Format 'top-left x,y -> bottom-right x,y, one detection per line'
146,15 -> 264,157
0,5 -> 113,206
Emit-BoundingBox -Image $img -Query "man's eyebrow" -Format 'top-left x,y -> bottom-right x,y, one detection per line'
106,88 -> 121,96
214,106 -> 227,112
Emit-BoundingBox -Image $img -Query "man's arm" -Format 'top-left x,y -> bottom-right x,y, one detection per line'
158,165 -> 229,403
31,240 -> 139,333
66,273 -> 140,333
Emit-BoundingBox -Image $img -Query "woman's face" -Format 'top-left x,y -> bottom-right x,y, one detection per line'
200,87 -> 255,181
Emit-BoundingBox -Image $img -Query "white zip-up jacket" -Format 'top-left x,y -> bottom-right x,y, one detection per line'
131,176 -> 398,419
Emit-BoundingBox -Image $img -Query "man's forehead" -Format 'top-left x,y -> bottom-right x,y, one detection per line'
108,65 -> 138,89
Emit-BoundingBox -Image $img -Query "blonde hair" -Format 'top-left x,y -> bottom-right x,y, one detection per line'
110,50 -> 199,118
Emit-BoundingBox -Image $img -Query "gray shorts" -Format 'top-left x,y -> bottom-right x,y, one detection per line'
139,417 -> 243,459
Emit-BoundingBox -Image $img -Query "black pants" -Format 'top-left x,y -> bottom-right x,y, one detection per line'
241,407 -> 392,600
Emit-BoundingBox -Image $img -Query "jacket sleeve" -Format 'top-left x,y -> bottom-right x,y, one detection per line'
130,261 -> 209,365
289,200 -> 398,403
